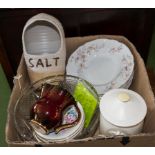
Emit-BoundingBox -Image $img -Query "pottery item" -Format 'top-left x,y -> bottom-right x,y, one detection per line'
30,84 -> 82,135
33,102 -> 85,143
99,89 -> 147,136
22,13 -> 66,83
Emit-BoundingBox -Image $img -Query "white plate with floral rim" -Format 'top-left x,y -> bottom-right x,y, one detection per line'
66,39 -> 134,95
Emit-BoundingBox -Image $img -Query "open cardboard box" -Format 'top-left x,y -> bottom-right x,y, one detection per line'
5,35 -> 155,146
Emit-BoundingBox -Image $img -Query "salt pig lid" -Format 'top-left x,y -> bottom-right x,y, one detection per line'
100,89 -> 147,127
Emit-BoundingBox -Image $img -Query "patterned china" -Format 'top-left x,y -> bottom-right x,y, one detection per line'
66,39 -> 134,95
33,102 -> 85,142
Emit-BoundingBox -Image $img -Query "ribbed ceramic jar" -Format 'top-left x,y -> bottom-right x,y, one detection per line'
22,13 -> 66,83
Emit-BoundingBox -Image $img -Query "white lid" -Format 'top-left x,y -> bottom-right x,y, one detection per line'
100,89 -> 147,127
34,102 -> 85,142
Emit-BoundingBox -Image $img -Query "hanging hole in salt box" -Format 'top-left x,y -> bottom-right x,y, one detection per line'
24,21 -> 61,55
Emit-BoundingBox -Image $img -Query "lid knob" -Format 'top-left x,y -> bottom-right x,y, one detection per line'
118,93 -> 130,102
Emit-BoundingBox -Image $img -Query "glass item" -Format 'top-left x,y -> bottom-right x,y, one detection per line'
14,75 -> 99,142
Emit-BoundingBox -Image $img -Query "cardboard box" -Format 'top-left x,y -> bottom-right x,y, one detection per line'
6,35 -> 155,146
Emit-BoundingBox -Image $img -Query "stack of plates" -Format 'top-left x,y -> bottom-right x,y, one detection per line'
66,39 -> 134,95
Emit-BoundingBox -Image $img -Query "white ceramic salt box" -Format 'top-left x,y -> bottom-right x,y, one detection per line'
22,13 -> 66,82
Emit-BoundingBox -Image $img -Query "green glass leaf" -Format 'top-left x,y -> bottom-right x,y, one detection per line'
73,82 -> 97,128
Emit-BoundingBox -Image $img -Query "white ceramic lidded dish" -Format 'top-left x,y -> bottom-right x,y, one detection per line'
99,89 -> 147,136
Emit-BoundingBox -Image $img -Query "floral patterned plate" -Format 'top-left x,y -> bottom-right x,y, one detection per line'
66,39 -> 134,95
